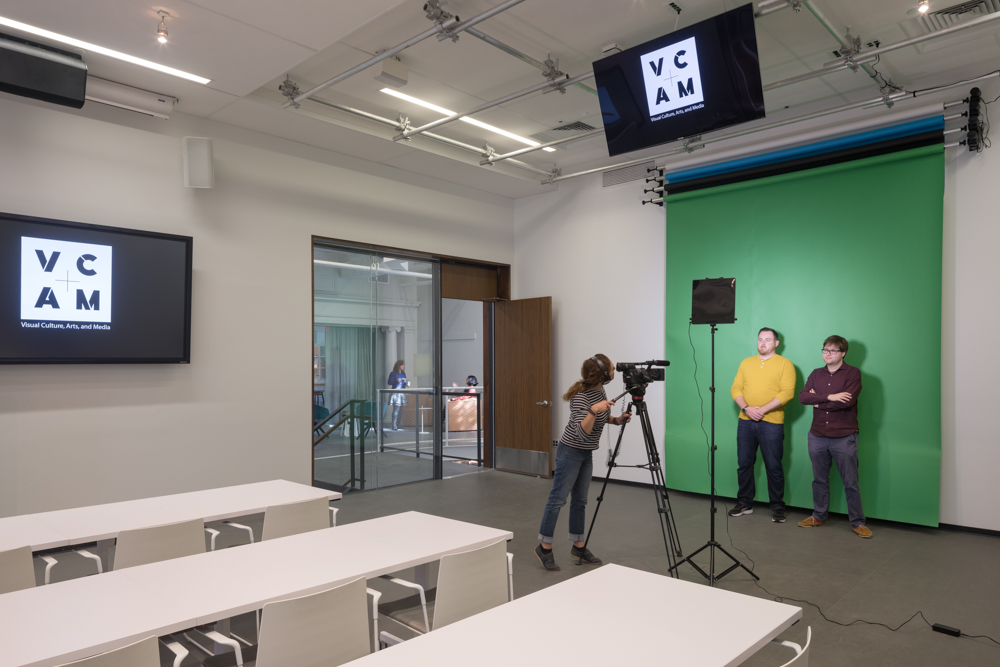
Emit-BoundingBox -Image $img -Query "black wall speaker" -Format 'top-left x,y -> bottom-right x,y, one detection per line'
0,32 -> 87,109
691,278 -> 736,325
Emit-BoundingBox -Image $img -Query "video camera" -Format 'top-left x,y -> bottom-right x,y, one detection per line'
615,360 -> 669,388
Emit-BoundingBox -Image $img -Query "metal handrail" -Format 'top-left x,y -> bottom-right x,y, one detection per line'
313,398 -> 359,444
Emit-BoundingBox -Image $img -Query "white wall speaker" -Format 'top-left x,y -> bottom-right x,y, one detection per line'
183,137 -> 214,188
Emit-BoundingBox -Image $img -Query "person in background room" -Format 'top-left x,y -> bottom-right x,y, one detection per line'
387,360 -> 408,431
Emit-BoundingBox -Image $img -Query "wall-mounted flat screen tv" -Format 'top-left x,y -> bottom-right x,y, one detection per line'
593,3 -> 765,157
0,212 -> 192,364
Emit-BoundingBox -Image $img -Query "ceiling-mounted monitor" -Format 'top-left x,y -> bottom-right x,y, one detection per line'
0,212 -> 192,364
593,4 -> 765,157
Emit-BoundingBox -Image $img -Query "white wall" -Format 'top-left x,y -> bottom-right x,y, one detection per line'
940,143 -> 1000,531
513,145 -> 1000,532
442,299 -> 484,390
514,175 -> 667,484
0,95 -> 513,517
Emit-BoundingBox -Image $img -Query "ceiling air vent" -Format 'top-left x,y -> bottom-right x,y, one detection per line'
603,161 -> 654,188
551,121 -> 597,132
922,0 -> 999,31
530,120 -> 600,145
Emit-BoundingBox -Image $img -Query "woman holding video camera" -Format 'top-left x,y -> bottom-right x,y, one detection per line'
535,354 -> 630,571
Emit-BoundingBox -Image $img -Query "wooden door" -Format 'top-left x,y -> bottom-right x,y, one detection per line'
494,297 -> 553,477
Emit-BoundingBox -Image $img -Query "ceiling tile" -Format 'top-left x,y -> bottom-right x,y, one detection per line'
0,0 -> 315,96
186,0 -> 412,52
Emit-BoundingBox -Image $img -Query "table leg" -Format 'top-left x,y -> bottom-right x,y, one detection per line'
95,539 -> 112,572
212,618 -> 234,654
414,562 -> 430,590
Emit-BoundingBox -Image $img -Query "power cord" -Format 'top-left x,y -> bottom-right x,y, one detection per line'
717,499 -> 1000,646
687,321 -> 712,475
684,316 -> 998,646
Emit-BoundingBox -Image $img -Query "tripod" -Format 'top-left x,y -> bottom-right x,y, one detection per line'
581,384 -> 682,575
670,324 -> 758,585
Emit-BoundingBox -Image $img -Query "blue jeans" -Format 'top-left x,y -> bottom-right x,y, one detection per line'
736,419 -> 785,510
808,431 -> 865,527
538,443 -> 593,543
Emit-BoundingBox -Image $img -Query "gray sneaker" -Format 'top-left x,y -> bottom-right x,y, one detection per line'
727,503 -> 753,517
571,545 -> 602,565
534,544 -> 560,571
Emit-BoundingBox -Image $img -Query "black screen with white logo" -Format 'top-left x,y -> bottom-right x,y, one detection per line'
593,4 -> 765,157
0,212 -> 192,363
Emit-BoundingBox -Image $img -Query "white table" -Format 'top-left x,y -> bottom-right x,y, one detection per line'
0,512 -> 512,667
0,480 -> 341,557
350,564 -> 803,667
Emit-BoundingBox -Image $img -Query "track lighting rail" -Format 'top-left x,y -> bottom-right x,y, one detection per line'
393,72 -> 594,142
282,0 -> 526,108
479,129 -> 604,165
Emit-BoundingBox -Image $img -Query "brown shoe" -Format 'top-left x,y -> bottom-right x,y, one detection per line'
853,525 -> 873,538
798,516 -> 826,527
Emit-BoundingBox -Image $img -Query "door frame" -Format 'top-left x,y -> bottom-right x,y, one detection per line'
311,236 -> 510,486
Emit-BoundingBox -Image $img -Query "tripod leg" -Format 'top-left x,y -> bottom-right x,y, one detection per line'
580,404 -> 632,558
635,401 -> 682,576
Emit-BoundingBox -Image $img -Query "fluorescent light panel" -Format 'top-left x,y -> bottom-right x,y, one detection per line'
0,15 -> 211,84
381,88 -> 556,152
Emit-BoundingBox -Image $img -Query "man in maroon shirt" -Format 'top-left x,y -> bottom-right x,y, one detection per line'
797,335 -> 872,538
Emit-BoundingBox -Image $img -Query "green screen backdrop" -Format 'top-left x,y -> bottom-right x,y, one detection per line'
663,144 -> 943,527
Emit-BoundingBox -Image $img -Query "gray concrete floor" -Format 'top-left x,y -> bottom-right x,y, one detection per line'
33,470 -> 1000,666
314,430 -> 485,490
337,470 -> 1000,667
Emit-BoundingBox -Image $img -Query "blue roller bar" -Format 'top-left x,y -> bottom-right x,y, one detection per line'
663,116 -> 945,184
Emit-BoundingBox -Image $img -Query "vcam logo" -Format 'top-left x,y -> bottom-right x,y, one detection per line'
640,36 -> 704,119
20,237 -> 113,323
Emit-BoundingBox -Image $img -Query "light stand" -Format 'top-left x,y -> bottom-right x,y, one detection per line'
669,323 -> 758,585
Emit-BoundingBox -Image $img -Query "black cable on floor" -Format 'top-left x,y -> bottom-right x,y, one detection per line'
685,314 -> 999,647
717,499 -> 1000,646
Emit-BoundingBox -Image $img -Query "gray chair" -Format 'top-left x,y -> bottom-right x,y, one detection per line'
111,518 -> 208,571
202,576 -> 373,667
0,545 -> 57,594
225,496 -> 338,545
83,519 -> 231,664
76,518 -> 220,574
55,635 -> 188,667
773,626 -> 811,666
378,538 -> 509,644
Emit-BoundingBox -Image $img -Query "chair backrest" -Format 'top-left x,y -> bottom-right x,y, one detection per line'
0,545 -> 37,595
262,496 -> 330,541
777,626 -> 811,667
57,635 -> 159,667
113,518 -> 206,571
256,576 -> 370,667
433,538 -> 509,631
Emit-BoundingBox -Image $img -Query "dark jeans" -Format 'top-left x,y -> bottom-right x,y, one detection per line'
736,419 -> 786,510
808,431 -> 865,527
538,443 -> 593,543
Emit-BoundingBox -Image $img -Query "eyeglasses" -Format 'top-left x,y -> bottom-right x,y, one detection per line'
821,349 -> 843,355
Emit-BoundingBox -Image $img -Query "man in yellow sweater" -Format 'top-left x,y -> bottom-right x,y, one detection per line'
729,327 -> 797,523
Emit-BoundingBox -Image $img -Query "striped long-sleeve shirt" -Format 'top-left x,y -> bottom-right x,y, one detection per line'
560,388 -> 609,451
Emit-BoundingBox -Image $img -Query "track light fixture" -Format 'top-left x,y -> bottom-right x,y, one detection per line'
917,1 -> 929,13
156,11 -> 170,44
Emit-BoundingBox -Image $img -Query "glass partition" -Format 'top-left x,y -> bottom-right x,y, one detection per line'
312,243 -> 441,490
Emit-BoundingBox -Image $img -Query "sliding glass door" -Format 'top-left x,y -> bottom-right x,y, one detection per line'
312,242 -> 441,490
